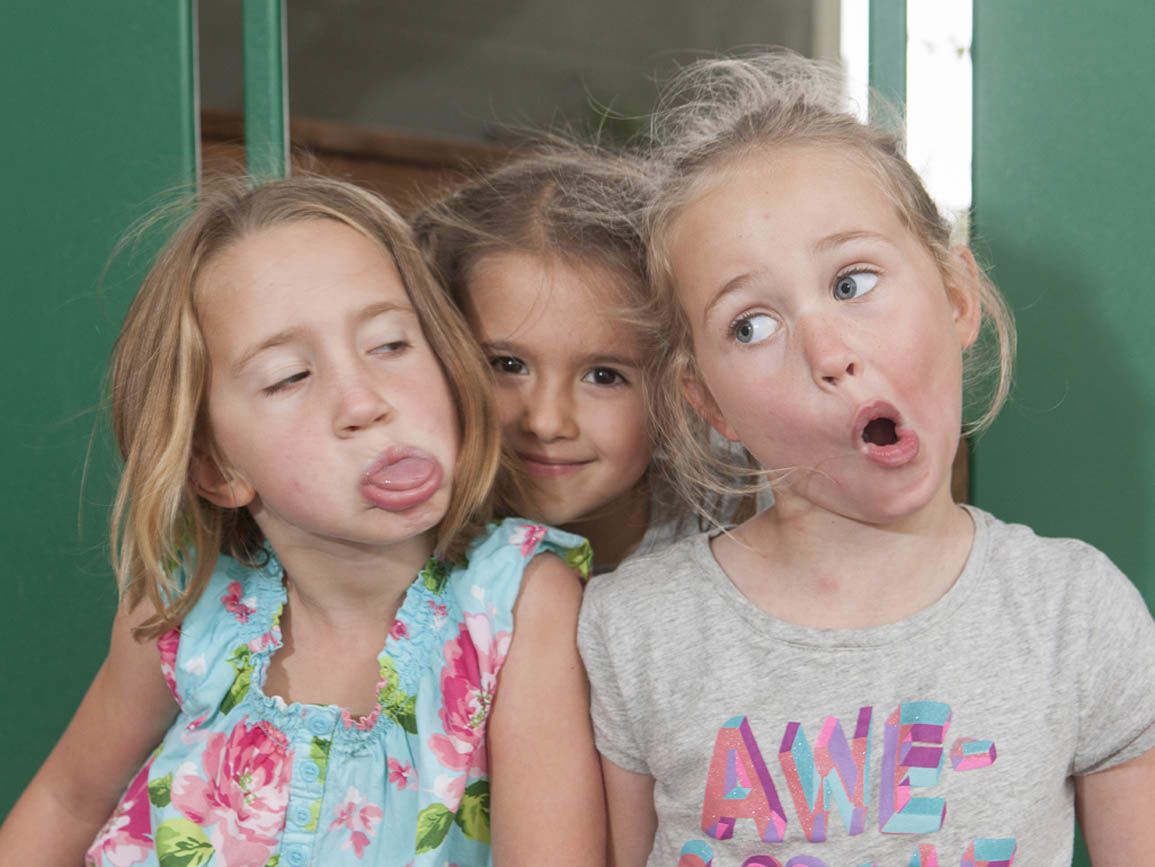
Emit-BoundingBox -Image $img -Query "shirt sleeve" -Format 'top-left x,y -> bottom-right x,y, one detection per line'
1073,548 -> 1155,775
577,580 -> 651,774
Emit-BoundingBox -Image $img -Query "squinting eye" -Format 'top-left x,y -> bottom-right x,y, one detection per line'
489,356 -> 527,375
582,367 -> 626,386
732,313 -> 779,345
371,340 -> 408,354
833,271 -> 879,301
264,371 -> 309,394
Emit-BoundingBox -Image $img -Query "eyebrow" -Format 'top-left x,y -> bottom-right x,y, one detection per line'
231,300 -> 413,376
480,340 -> 642,369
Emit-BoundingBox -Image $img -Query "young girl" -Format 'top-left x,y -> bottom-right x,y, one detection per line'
415,148 -> 718,573
0,175 -> 604,866
578,53 -> 1155,865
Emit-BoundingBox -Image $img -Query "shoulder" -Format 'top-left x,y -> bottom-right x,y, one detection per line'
972,506 -> 1138,602
582,532 -> 711,626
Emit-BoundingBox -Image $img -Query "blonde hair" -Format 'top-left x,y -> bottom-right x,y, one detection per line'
111,174 -> 502,639
644,52 -> 1016,512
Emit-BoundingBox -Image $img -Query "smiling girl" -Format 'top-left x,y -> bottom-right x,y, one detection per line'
0,175 -> 603,866
416,147 -> 734,573
578,53 -> 1155,866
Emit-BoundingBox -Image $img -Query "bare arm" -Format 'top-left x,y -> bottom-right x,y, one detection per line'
603,758 -> 657,867
488,553 -> 605,866
1076,745 -> 1155,865
0,601 -> 178,865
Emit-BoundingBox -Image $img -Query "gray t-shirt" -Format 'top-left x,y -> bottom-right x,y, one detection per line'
578,507 -> 1155,866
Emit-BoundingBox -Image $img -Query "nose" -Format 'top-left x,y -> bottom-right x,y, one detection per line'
333,364 -> 392,435
798,314 -> 860,389
521,378 -> 578,442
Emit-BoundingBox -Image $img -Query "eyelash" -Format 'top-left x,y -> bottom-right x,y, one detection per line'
584,367 -> 628,387
263,371 -> 309,395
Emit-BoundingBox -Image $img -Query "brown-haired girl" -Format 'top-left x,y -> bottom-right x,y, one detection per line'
578,52 -> 1155,865
0,175 -> 604,866
416,146 -> 741,574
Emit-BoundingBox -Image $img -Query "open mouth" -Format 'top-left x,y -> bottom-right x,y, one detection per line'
862,416 -> 899,447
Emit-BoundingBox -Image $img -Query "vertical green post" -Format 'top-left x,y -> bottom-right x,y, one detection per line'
0,1 -> 198,813
868,0 -> 907,122
243,0 -> 289,179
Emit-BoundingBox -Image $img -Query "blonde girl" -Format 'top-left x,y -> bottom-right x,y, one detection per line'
0,175 -> 604,866
416,147 -> 714,573
578,53 -> 1155,865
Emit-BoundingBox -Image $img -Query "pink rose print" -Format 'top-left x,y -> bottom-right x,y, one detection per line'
171,719 -> 290,866
85,761 -> 153,866
389,619 -> 409,641
427,600 -> 448,629
387,758 -> 417,791
157,627 -> 181,704
329,787 -> 384,859
508,523 -> 547,556
428,613 -> 510,778
221,580 -> 256,623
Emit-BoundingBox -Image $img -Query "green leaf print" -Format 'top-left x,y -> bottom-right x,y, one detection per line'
309,736 -> 331,780
454,779 -> 491,843
265,857 -> 280,867
155,818 -> 214,867
377,656 -> 418,734
219,645 -> 254,715
564,540 -> 594,582
148,772 -> 173,808
414,803 -> 455,854
420,558 -> 452,595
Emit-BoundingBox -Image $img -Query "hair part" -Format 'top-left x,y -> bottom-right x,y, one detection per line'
642,51 -> 1016,515
111,174 -> 502,640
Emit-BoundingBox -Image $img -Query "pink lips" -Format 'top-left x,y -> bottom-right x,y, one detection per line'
853,400 -> 920,468
359,446 -> 442,512
518,454 -> 590,479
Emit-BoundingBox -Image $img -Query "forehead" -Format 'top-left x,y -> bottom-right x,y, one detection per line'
464,251 -> 642,348
674,144 -> 904,245
196,218 -> 407,312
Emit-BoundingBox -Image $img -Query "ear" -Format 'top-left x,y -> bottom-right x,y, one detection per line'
191,449 -> 255,509
682,372 -> 741,442
945,245 -> 984,350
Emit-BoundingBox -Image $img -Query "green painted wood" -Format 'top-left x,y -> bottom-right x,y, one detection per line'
244,0 -> 289,179
0,4 -> 197,812
972,3 -> 1155,864
868,0 -> 906,122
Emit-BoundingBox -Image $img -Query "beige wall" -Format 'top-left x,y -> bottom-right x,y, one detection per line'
199,0 -> 834,142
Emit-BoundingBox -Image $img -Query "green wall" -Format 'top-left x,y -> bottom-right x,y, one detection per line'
0,5 -> 197,813
972,6 -> 1155,863
972,4 -> 1155,601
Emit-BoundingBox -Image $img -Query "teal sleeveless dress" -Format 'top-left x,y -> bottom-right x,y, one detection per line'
85,519 -> 591,867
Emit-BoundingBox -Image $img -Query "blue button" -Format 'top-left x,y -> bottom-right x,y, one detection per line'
290,804 -> 312,827
284,845 -> 307,866
306,713 -> 334,736
298,761 -> 319,783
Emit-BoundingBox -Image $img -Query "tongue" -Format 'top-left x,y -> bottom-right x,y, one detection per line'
364,455 -> 438,491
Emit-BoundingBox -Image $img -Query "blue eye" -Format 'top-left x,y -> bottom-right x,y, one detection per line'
582,367 -> 626,386
489,356 -> 527,375
833,271 -> 878,301
731,313 -> 779,345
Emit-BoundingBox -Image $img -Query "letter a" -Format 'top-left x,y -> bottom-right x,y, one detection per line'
701,716 -> 788,842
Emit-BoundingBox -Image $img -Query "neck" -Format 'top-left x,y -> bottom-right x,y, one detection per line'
717,489 -> 975,629
263,530 -> 436,628
563,480 -> 651,571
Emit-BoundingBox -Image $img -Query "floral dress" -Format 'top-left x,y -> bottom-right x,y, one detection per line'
86,519 -> 591,867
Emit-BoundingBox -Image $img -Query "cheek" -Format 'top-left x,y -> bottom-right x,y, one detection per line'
600,397 -> 652,467
492,386 -> 524,431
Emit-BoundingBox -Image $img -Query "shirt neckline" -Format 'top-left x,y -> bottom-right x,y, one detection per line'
687,504 -> 994,649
